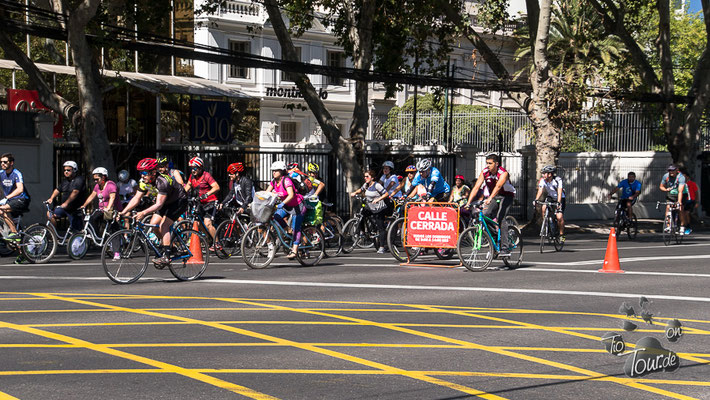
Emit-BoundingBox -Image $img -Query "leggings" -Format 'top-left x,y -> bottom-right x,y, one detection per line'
359,208 -> 386,248
274,203 -> 306,245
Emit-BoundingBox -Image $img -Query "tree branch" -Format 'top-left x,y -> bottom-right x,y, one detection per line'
71,0 -> 101,28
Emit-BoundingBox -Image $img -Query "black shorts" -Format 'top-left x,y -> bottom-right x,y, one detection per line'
684,199 -> 696,210
434,191 -> 450,202
198,201 -> 218,220
158,198 -> 188,221
7,197 -> 30,216
545,196 -> 566,214
618,198 -> 637,208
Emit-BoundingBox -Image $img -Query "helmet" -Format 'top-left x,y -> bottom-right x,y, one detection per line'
157,157 -> 168,166
137,158 -> 159,171
405,165 -> 416,172
118,170 -> 130,182
287,162 -> 299,171
92,167 -> 108,177
227,162 -> 245,174
271,160 -> 287,171
188,157 -> 204,168
416,159 -> 432,172
307,162 -> 319,173
383,161 -> 395,169
63,160 -> 78,171
667,164 -> 678,171
455,175 -> 465,181
541,165 -> 556,174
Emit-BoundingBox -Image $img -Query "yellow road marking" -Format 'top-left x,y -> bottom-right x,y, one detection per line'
0,318 -> 278,400
28,293 -> 507,400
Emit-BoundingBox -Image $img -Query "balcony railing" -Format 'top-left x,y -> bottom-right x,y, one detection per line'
218,1 -> 262,19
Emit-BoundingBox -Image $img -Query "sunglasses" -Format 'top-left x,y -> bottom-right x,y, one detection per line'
140,171 -> 156,176
63,168 -> 73,172
0,161 -> 9,164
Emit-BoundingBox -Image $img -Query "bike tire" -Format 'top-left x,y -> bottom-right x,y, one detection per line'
66,232 -> 90,260
539,217 -> 547,254
20,223 -> 58,264
458,226 -> 493,272
168,229 -> 209,281
0,240 -> 15,256
296,226 -> 325,266
357,218 -> 377,249
214,219 -> 241,259
386,217 -> 421,262
627,215 -> 638,240
549,218 -> 563,252
502,226 -> 524,268
662,216 -> 672,246
322,217 -> 343,258
101,229 -> 148,284
504,215 -> 519,230
435,248 -> 456,260
174,220 -> 193,234
340,218 -> 358,254
241,225 -> 276,269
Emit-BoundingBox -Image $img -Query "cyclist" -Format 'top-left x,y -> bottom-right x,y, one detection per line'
407,159 -> 451,203
393,164 -> 417,198
303,162 -> 326,226
45,160 -> 87,232
464,153 -> 516,257
157,157 -> 186,187
117,169 -> 137,208
533,165 -> 566,242
267,160 -> 306,259
350,169 -> 390,254
79,167 -> 123,233
220,162 -> 254,216
183,157 -> 220,245
305,162 -> 326,200
608,172 -> 641,220
682,169 -> 699,228
0,153 -> 31,242
659,164 -> 690,235
120,158 -> 187,267
448,175 -> 470,207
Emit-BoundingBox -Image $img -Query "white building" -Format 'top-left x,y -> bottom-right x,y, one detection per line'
193,0 -> 525,149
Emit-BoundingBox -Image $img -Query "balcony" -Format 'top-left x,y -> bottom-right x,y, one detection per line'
213,0 -> 265,23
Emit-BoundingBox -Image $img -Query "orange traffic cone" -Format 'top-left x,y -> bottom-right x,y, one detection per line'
187,221 -> 204,264
599,227 -> 624,273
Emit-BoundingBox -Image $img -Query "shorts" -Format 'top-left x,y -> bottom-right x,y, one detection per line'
6,197 -> 30,217
158,198 -> 188,222
545,196 -> 566,215
618,198 -> 637,207
52,206 -> 83,231
433,191 -> 450,202
683,199 -> 696,210
198,201 -> 218,220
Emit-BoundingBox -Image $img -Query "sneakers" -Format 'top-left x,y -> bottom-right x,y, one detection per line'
498,248 -> 511,257
6,232 -> 20,242
377,247 -> 386,254
685,228 -> 693,235
113,252 -> 121,261
152,255 -> 171,269
13,255 -> 27,264
663,226 -> 671,233
559,235 -> 566,243
679,227 -> 685,236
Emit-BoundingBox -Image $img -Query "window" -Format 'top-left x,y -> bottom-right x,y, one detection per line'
281,121 -> 298,142
229,40 -> 250,79
281,47 -> 302,82
327,51 -> 345,86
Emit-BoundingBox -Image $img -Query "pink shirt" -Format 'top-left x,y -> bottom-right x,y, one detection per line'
93,180 -> 123,211
271,176 -> 302,207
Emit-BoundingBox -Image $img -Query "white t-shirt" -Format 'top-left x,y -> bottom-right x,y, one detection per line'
538,176 -> 565,198
379,174 -> 401,198
118,179 -> 137,201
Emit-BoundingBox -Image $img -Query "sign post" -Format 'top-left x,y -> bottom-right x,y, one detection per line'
402,202 -> 460,267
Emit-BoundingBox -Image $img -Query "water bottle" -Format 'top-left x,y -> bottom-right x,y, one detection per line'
147,232 -> 160,247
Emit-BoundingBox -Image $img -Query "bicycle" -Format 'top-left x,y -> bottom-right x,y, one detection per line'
174,198 -> 220,246
213,206 -> 252,259
612,198 -> 638,240
0,205 -> 56,263
536,200 -> 564,253
318,201 -> 343,257
386,197 -> 423,262
66,208 -> 120,260
342,196 -> 379,253
101,215 -> 209,284
457,200 -> 523,271
241,199 -> 325,268
657,201 -> 683,246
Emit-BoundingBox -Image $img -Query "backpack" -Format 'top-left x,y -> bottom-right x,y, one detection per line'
290,171 -> 312,196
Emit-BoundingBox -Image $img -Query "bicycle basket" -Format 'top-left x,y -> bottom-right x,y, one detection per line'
251,191 -> 279,223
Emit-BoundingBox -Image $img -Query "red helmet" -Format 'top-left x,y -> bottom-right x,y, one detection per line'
455,175 -> 465,181
189,156 -> 204,168
287,162 -> 298,171
227,162 -> 245,174
137,158 -> 158,171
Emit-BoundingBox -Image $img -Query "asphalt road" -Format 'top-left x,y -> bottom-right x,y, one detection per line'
0,231 -> 709,399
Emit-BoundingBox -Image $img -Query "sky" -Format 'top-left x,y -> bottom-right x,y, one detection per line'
688,0 -> 702,13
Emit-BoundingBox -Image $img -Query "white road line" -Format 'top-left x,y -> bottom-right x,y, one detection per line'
531,253 -> 710,266
521,268 -> 710,278
575,242 -> 710,252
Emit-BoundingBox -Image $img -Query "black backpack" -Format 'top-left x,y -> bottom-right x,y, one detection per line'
291,173 -> 312,196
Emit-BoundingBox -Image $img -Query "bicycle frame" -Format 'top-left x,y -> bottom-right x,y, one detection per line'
74,210 -> 116,248
131,220 -> 194,262
471,208 -> 501,252
43,203 -> 73,245
537,201 -> 559,237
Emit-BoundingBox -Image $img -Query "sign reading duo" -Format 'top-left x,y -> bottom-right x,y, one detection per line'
405,203 -> 459,249
190,100 -> 231,143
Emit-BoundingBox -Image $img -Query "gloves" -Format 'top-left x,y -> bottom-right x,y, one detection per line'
0,198 -> 7,206
532,200 -> 537,206
427,183 -> 436,194
199,194 -> 208,200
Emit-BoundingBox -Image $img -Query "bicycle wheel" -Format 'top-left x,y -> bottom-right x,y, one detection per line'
20,223 -> 57,264
296,226 -> 325,266
550,218 -> 564,251
627,215 -> 638,240
435,248 -> 456,260
101,229 -> 148,284
174,220 -> 193,234
357,218 -> 377,249
503,226 -> 524,267
241,225 -> 276,269
504,215 -> 519,229
0,240 -> 14,256
386,217 -> 421,262
539,217 -> 548,254
168,229 -> 209,281
66,232 -> 90,260
341,218 -> 358,254
458,226 -> 493,272
322,217 -> 343,258
214,219 -> 242,259
662,215 -> 672,246
612,213 -> 622,237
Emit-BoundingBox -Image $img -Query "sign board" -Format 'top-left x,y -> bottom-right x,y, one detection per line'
190,100 -> 231,143
404,203 -> 459,249
6,89 -> 63,138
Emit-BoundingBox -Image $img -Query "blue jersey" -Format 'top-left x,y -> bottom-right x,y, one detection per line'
411,167 -> 450,197
617,179 -> 641,199
0,169 -> 28,200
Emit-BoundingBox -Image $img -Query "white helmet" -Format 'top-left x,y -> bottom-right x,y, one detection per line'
92,167 -> 108,177
383,161 -> 395,169
416,158 -> 432,172
271,160 -> 287,171
63,160 -> 78,171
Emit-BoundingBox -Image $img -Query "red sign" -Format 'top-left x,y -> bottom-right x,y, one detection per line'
405,203 -> 459,248
7,89 -> 63,138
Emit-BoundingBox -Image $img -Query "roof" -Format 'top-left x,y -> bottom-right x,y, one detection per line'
0,59 -> 251,99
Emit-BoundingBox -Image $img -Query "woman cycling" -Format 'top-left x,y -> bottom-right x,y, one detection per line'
350,169 -> 390,254
267,160 -> 306,259
79,167 -> 123,234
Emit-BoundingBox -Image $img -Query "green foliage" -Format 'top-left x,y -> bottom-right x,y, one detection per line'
477,0 -> 511,33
